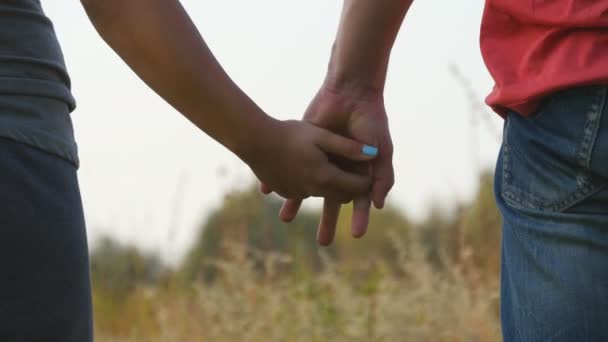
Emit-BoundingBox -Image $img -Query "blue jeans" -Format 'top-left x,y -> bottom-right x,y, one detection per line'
496,85 -> 608,341
0,138 -> 92,342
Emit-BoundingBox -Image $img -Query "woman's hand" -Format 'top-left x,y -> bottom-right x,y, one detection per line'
248,119 -> 377,202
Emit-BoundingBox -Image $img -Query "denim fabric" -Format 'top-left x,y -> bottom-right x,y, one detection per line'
0,138 -> 92,342
495,85 -> 608,341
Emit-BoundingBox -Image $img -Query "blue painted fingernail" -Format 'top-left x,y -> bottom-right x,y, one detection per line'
362,145 -> 378,157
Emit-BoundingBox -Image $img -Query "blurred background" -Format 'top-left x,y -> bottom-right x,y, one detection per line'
45,0 -> 504,340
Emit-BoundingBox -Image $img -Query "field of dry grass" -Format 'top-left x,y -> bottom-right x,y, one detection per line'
93,173 -> 502,341
94,240 -> 500,342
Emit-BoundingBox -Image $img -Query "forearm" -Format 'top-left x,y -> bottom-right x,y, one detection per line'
81,0 -> 274,160
327,0 -> 412,95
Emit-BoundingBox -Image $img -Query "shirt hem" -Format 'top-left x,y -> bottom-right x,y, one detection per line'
0,128 -> 79,168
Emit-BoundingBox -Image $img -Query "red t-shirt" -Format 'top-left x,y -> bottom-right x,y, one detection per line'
480,0 -> 608,116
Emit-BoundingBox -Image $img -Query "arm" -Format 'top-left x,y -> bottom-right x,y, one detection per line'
275,0 -> 412,245
326,0 -> 412,207
81,0 -> 376,200
81,0 -> 267,157
326,0 -> 413,98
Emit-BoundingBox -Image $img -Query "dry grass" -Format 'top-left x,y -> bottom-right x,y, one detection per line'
95,237 -> 501,342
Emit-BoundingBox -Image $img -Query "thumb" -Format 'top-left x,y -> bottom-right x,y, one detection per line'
316,129 -> 378,162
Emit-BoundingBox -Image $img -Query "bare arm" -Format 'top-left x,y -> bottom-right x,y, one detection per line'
326,0 -> 413,96
81,0 -> 377,200
81,0 -> 271,158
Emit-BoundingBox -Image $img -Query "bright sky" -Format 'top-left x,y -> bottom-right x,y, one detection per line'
43,0 -> 501,263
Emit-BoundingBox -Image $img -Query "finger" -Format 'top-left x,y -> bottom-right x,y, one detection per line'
351,195 -> 371,238
317,199 -> 341,246
316,130 -> 378,162
259,182 -> 272,195
279,199 -> 303,222
315,165 -> 372,198
371,153 -> 395,209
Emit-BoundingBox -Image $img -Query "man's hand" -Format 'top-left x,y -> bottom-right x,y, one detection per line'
261,83 -> 394,245
261,0 -> 410,245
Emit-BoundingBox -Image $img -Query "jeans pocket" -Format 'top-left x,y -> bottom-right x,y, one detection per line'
501,86 -> 608,212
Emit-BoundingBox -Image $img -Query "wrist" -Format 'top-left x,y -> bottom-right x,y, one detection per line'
324,44 -> 388,99
232,113 -> 282,167
321,70 -> 385,105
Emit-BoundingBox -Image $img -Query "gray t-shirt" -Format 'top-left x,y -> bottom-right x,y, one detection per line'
0,0 -> 78,166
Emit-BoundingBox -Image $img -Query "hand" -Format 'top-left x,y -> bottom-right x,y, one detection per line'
248,119 -> 377,202
261,84 -> 394,245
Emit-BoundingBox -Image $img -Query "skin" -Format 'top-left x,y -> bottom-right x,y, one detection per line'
80,0 -> 378,202
264,0 -> 414,245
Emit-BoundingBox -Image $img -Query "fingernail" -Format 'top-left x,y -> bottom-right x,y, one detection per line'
362,145 -> 378,157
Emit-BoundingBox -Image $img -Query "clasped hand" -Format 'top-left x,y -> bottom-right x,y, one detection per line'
257,83 -> 394,246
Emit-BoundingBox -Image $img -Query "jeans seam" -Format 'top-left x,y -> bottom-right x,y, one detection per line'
501,86 -> 608,212
577,86 -> 607,169
502,118 -> 550,210
558,86 -> 608,212
560,182 -> 608,212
